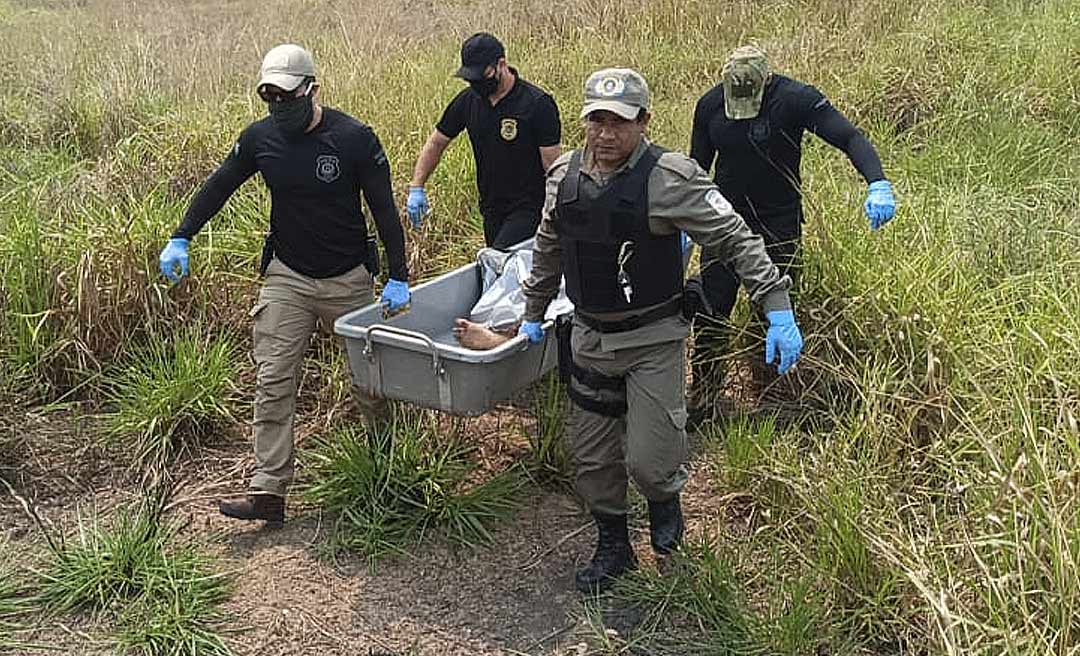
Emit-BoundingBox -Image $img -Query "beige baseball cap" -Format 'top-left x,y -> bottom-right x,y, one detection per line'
722,45 -> 770,120
580,68 -> 650,120
258,44 -> 316,91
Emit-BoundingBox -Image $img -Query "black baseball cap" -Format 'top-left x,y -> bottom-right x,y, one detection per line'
455,32 -> 505,81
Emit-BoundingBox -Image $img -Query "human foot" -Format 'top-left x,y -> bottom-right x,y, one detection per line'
453,318 -> 512,350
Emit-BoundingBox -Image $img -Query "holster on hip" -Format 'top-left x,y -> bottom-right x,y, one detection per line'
682,277 -> 713,321
259,232 -> 274,277
556,314 -> 627,418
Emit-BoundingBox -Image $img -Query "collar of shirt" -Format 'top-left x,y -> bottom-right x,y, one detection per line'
581,137 -> 651,184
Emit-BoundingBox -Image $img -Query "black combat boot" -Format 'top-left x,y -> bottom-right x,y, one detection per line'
648,495 -> 684,555
218,493 -> 285,523
575,512 -> 637,593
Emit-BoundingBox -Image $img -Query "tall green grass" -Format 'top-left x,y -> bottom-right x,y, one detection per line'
38,491 -> 232,655
0,542 -> 31,652
102,328 -> 240,468
304,411 -> 524,563
525,372 -> 574,490
0,0 -> 1077,651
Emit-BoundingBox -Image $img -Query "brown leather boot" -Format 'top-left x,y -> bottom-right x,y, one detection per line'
218,493 -> 285,523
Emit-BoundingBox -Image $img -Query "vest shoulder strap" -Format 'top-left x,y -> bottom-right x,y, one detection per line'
558,150 -> 584,205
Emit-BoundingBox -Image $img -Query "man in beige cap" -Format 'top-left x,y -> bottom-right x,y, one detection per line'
158,44 -> 412,523
520,68 -> 805,591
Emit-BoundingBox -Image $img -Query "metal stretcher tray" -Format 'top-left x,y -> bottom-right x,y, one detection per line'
334,257 -> 557,416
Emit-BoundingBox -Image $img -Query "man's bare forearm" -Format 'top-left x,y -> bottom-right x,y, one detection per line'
410,130 -> 451,187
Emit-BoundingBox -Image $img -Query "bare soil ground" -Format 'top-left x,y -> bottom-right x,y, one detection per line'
0,344 -> 799,656
0,399 -> 745,656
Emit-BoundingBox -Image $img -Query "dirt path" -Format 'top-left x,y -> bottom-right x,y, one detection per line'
1,406 -> 727,655
202,493 -> 590,655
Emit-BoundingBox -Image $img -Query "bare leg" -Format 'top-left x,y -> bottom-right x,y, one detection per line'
453,318 -> 516,350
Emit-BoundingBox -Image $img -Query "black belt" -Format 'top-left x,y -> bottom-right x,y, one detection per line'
577,295 -> 683,334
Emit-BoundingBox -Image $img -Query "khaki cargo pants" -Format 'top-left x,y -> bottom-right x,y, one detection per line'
249,257 -> 384,496
567,319 -> 689,516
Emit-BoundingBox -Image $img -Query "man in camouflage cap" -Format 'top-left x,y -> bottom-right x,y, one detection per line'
688,45 -> 897,423
520,68 -> 804,592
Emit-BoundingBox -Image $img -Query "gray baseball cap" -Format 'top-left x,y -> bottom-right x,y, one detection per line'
258,44 -> 316,91
580,68 -> 650,120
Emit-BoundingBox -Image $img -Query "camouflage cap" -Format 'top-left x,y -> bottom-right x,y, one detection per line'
721,45 -> 770,120
258,44 -> 316,91
580,68 -> 650,120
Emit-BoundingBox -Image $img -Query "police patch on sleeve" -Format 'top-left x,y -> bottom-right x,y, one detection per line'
705,188 -> 732,216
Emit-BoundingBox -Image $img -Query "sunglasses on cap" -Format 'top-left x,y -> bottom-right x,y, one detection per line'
258,79 -> 315,104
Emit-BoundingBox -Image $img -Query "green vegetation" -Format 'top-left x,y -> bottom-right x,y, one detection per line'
0,0 -> 1077,653
304,412 -> 524,563
526,372 -> 574,490
39,492 -> 232,655
0,543 -> 31,651
103,328 -> 240,467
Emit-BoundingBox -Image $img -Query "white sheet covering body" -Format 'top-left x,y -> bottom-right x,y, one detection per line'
469,248 -> 573,330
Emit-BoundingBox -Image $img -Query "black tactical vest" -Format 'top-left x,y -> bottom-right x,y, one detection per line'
555,145 -> 683,313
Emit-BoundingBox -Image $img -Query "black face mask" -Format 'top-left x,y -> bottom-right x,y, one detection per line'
268,93 -> 314,137
469,70 -> 500,98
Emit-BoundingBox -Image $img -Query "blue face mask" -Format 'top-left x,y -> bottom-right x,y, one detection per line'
267,84 -> 315,137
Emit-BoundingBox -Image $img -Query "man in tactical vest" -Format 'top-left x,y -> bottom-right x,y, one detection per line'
519,68 -> 805,592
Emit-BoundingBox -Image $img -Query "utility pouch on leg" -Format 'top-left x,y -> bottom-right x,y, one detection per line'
558,314 -> 628,418
556,314 -> 574,386
259,232 -> 274,277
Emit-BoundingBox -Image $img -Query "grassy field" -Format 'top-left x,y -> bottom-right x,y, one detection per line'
1,0 -> 1078,653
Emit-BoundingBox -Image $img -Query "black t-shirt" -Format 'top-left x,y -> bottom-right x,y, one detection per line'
690,75 -> 884,224
173,108 -> 408,281
436,70 -> 561,217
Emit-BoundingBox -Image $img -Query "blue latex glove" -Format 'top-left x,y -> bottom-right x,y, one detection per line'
380,279 -> 411,313
158,238 -> 190,283
765,309 -> 804,375
406,186 -> 429,228
864,180 -> 896,230
519,320 -> 545,344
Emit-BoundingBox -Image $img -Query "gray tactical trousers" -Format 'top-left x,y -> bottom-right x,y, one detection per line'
567,317 -> 689,516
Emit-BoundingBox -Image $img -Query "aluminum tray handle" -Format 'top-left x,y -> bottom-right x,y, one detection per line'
363,323 -> 443,373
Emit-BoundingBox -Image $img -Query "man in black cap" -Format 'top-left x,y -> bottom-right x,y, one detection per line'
406,32 -> 563,249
